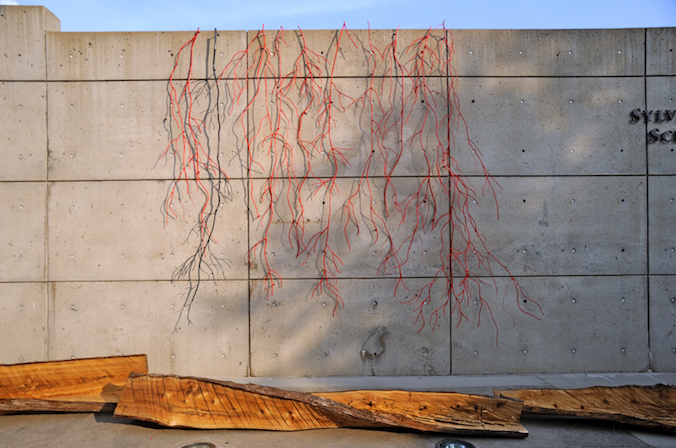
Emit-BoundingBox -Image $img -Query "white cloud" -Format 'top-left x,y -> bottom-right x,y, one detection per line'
0,0 -> 20,4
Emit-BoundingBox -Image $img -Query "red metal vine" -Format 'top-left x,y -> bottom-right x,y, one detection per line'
162,25 -> 542,336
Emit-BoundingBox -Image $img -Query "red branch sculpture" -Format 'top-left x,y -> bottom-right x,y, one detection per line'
161,26 -> 543,337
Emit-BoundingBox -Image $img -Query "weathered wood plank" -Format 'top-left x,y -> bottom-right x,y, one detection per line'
0,355 -> 148,414
495,384 -> 676,431
317,390 -> 524,434
114,373 -> 527,437
0,398 -> 115,414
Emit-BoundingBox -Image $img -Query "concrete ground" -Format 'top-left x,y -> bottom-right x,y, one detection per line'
2,373 -> 676,448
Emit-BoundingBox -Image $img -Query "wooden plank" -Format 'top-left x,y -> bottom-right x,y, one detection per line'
114,373 -> 527,437
0,398 -> 116,414
495,384 -> 676,431
0,355 -> 148,414
317,390 -> 525,435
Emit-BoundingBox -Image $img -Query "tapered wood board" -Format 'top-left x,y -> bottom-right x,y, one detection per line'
0,354 -> 148,414
0,398 -> 116,414
495,384 -> 676,431
114,373 -> 527,437
317,390 -> 525,435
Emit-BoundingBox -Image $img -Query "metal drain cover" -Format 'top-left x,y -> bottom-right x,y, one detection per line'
435,440 -> 477,448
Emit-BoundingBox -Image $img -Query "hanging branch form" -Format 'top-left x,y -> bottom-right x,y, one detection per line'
160,26 -> 543,337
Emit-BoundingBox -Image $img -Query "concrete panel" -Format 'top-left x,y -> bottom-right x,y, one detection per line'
0,6 -> 60,80
0,182 -> 46,282
451,276 -> 648,374
646,76 -> 676,175
454,77 -> 646,175
647,28 -> 676,76
0,282 -> 47,364
48,180 -> 248,281
649,176 -> 676,275
247,28 -> 447,79
0,81 -> 47,181
250,279 -> 450,377
248,77 -> 449,178
451,29 -> 644,77
249,177 -> 448,280
47,30 -> 246,81
649,276 -> 676,372
454,176 -> 646,277
49,281 -> 248,377
48,80 -> 245,181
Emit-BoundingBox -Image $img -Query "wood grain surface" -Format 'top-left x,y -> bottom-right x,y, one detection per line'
114,373 -> 527,437
495,384 -> 676,431
0,354 -> 148,414
318,389 -> 524,434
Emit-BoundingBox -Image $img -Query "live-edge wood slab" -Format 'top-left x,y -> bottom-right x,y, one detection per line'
495,384 -> 676,432
114,373 -> 527,437
0,355 -> 148,414
317,389 -> 524,435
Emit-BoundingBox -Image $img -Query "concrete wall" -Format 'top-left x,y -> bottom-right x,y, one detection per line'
1,5 -> 674,377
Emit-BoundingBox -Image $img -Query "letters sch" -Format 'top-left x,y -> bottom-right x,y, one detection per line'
630,108 -> 676,143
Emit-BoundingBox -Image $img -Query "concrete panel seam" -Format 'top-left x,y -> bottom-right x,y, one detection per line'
643,27 -> 652,371
45,10 -> 51,357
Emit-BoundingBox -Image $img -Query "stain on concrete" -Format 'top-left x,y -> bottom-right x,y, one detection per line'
360,328 -> 388,375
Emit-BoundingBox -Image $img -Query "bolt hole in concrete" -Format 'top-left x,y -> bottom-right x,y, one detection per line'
436,440 -> 477,448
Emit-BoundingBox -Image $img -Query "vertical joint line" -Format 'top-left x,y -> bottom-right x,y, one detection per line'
246,30 -> 252,378
644,27 -> 651,370
446,29 -> 452,375
44,20 -> 51,361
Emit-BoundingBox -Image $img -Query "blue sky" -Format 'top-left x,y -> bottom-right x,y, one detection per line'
2,0 -> 676,31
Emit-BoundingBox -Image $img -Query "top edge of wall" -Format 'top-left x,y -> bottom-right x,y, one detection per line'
44,28 -> 653,80
2,6 -> 676,80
